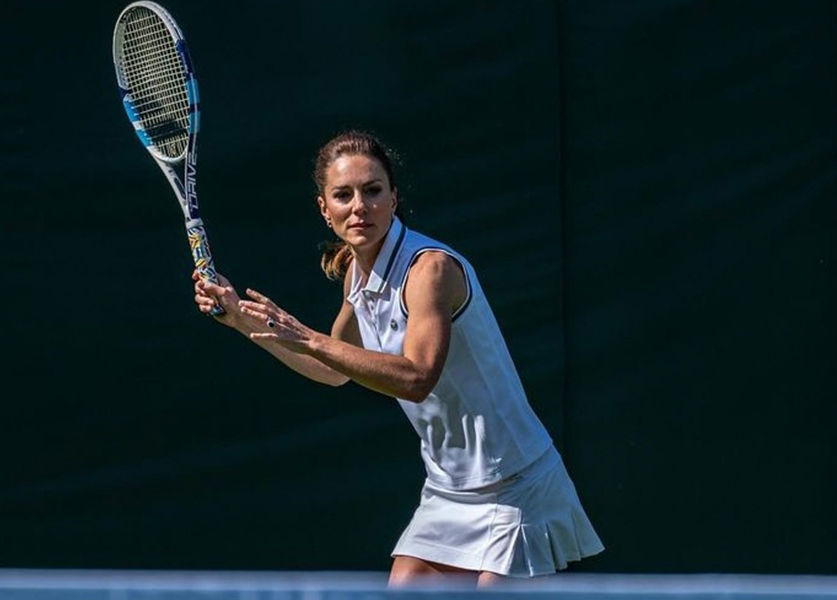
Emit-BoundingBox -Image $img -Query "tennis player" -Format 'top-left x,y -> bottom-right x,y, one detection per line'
193,131 -> 603,586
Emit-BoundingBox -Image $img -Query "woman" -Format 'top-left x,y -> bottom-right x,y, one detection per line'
194,131 -> 604,586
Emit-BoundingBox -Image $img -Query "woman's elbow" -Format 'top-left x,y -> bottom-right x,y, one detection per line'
399,390 -> 428,403
401,373 -> 438,403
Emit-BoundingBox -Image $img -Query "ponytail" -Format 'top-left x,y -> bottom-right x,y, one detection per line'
319,240 -> 354,281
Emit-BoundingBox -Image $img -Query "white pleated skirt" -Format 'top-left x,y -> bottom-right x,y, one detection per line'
391,446 -> 604,578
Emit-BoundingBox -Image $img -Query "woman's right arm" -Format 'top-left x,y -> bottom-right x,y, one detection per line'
193,271 -> 351,387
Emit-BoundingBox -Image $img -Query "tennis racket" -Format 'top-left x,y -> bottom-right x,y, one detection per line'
113,1 -> 224,315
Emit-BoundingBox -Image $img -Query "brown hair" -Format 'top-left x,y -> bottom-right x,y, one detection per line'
315,130 -> 403,280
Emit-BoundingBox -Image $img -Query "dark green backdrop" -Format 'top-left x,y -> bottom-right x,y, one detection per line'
1,0 -> 835,574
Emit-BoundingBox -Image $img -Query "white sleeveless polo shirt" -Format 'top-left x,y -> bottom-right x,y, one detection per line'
347,218 -> 553,491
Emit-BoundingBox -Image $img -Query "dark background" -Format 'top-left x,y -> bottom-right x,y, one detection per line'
1,0 -> 835,574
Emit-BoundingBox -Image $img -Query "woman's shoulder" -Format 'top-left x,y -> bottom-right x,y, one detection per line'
403,227 -> 465,262
407,248 -> 458,274
404,225 -> 443,247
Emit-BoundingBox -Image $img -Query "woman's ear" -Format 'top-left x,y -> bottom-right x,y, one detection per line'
318,196 -> 332,228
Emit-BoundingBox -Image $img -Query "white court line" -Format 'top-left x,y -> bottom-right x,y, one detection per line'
1,571 -> 837,595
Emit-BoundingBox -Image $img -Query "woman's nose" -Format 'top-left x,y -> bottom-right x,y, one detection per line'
351,191 -> 368,213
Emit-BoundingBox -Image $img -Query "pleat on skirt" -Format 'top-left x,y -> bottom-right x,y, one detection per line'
392,446 -> 604,578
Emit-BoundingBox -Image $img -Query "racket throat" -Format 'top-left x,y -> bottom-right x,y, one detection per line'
168,156 -> 200,220
184,140 -> 200,216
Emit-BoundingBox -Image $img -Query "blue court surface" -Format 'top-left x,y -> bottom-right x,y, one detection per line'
2,571 -> 837,600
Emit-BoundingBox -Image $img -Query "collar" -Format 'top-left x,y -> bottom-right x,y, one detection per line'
356,216 -> 407,295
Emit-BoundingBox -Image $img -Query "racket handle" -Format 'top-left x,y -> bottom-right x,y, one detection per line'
186,221 -> 226,316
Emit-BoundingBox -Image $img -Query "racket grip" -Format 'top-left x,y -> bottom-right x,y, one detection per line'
186,222 -> 226,316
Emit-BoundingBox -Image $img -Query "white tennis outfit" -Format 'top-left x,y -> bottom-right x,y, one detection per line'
347,217 -> 603,577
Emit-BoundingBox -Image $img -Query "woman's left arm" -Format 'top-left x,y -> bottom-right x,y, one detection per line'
241,252 -> 465,402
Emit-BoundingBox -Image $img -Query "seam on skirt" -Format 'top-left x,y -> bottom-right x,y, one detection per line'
477,495 -> 500,572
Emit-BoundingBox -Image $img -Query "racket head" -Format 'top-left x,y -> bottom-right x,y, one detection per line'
113,1 -> 199,164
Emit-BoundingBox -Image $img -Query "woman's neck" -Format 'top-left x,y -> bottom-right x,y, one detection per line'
350,235 -> 387,278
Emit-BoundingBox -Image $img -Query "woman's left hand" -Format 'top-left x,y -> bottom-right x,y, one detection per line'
238,289 -> 315,353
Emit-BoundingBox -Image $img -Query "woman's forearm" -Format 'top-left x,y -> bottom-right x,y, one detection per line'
306,332 -> 431,402
238,324 -> 349,387
234,290 -> 434,399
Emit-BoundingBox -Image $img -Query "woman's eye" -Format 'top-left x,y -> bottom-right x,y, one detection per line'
366,186 -> 382,195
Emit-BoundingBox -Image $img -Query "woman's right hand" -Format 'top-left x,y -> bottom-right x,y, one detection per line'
192,270 -> 244,329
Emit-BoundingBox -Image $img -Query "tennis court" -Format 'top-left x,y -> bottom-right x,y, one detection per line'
2,0 -> 835,586
4,571 -> 837,600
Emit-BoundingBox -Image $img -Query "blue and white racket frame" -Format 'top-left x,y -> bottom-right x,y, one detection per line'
113,1 -> 224,316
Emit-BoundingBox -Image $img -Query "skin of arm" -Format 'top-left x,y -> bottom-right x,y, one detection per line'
241,251 -> 467,402
243,307 -> 352,387
194,272 -> 349,386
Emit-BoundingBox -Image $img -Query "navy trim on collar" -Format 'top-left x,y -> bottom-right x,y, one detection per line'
376,223 -> 406,293
364,217 -> 407,294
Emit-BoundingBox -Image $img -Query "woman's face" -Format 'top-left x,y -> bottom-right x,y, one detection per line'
318,154 -> 397,253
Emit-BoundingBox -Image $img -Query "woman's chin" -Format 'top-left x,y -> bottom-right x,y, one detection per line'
345,228 -> 378,246
345,232 -> 387,257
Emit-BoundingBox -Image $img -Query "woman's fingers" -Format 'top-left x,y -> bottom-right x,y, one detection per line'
245,288 -> 266,301
239,300 -> 287,335
195,280 -> 210,296
195,298 -> 215,313
194,278 -> 288,332
238,301 -> 271,321
194,272 -> 231,295
238,300 -> 266,312
192,272 -> 241,327
245,288 -> 279,310
239,300 -> 284,317
195,290 -> 217,305
200,281 -> 226,296
249,332 -> 278,340
240,295 -> 287,319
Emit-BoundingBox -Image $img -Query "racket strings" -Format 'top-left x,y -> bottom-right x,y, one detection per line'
122,13 -> 188,127
118,8 -> 190,159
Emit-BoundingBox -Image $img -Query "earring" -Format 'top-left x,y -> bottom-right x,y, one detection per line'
326,218 -> 332,229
